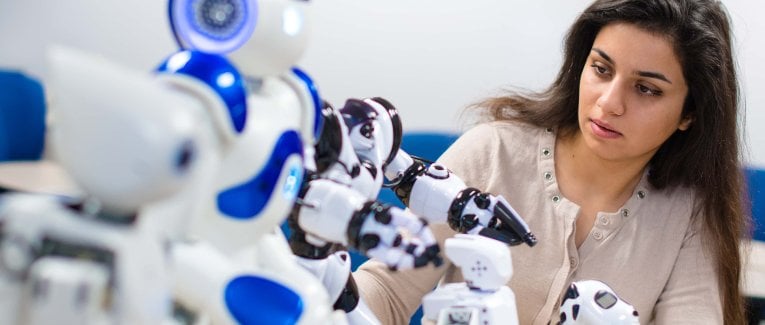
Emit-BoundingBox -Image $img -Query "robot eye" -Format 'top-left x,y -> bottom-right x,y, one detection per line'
195,0 -> 247,40
361,123 -> 374,138
594,290 -> 618,309
175,140 -> 197,173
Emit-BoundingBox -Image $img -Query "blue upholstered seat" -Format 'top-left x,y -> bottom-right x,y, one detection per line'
0,70 -> 46,162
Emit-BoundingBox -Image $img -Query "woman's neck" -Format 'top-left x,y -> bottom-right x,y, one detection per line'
555,133 -> 647,208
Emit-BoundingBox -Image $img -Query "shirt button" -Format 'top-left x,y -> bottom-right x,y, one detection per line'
551,195 -> 560,203
593,231 -> 604,240
599,215 -> 610,225
543,171 -> 553,181
570,257 -> 578,268
621,209 -> 630,218
541,148 -> 551,157
637,190 -> 646,199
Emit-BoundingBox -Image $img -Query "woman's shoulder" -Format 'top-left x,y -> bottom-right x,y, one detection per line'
460,120 -> 546,146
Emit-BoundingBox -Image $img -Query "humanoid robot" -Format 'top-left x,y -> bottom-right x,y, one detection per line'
0,46 -> 203,324
559,280 -> 640,325
164,2 -> 443,323
164,0 -> 438,268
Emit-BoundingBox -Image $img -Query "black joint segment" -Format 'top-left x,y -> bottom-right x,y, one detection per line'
371,202 -> 392,224
473,193 -> 491,209
392,234 -> 403,247
359,234 -> 380,252
332,274 -> 360,312
350,164 -> 361,178
346,202 -> 376,248
361,160 -> 377,179
477,227 -> 522,246
426,245 -> 443,267
447,188 -> 481,233
391,161 -> 427,206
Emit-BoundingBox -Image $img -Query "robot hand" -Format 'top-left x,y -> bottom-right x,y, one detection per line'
291,177 -> 442,270
559,280 -> 640,325
339,97 -> 537,247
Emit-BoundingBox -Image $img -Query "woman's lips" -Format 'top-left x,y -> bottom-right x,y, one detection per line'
590,119 -> 622,139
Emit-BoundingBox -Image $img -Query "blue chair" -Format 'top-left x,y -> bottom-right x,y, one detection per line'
745,167 -> 765,324
0,70 -> 46,161
746,168 -> 765,242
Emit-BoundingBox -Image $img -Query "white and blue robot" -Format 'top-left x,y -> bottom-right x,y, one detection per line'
0,46 -> 206,324
164,1 -> 444,324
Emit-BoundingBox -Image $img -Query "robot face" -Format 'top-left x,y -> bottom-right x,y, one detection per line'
48,47 -> 209,215
169,0 -> 258,54
169,0 -> 312,77
559,280 -> 639,325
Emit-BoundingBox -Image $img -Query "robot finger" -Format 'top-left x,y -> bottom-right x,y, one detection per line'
388,207 -> 429,234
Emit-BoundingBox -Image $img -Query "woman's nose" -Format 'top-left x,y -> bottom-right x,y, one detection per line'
596,81 -> 626,116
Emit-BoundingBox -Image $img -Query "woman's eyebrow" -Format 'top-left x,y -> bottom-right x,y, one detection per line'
591,48 -> 672,84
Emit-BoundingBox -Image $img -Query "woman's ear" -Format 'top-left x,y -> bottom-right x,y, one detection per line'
678,115 -> 693,131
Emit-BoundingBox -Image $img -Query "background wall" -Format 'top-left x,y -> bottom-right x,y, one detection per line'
0,0 -> 762,166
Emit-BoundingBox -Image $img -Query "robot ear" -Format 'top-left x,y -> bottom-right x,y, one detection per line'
168,0 -> 258,54
156,50 -> 248,143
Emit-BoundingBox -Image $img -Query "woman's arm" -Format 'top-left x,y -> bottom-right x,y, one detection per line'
650,217 -> 723,324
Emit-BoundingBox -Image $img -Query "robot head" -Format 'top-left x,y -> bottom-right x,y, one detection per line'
47,46 -> 209,215
559,280 -> 640,325
338,98 -> 402,170
444,234 -> 512,292
168,0 -> 312,77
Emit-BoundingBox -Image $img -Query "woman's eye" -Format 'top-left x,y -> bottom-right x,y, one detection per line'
636,84 -> 662,96
590,64 -> 608,75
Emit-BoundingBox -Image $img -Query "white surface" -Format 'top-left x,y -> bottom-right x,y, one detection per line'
745,240 -> 765,298
0,1 -> 763,166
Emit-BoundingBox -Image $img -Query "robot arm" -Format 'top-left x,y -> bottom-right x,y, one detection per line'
344,97 -> 537,247
291,177 -> 440,270
288,101 -> 442,270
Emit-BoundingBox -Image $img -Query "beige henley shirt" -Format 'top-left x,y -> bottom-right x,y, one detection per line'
354,121 -> 721,324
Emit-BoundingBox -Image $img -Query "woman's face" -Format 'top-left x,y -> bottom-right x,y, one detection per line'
577,22 -> 690,163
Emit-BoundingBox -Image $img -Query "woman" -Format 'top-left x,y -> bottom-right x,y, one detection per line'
354,0 -> 749,324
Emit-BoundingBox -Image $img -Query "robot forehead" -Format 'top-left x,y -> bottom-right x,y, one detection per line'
339,98 -> 378,129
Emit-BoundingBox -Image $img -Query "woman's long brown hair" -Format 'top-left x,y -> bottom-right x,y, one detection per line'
474,0 -> 750,323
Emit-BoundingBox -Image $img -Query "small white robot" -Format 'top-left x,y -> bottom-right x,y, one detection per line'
422,234 -> 519,325
559,280 -> 640,325
0,46 -> 206,324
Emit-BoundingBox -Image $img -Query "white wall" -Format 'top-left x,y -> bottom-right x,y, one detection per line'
0,0 -> 762,166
